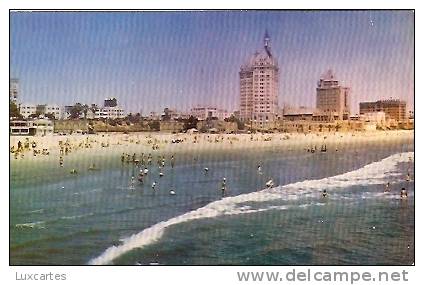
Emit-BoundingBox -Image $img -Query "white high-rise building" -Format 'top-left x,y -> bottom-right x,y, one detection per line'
239,31 -> 279,127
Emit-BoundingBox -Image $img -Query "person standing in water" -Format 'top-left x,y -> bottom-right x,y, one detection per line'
384,182 -> 391,193
170,155 -> 175,168
130,176 -> 135,189
221,178 -> 227,196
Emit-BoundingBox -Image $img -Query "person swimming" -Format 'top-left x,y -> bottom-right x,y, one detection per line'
152,181 -> 157,191
257,165 -> 262,174
322,189 -> 328,198
400,187 -> 408,198
169,189 -> 176,195
204,167 -> 209,174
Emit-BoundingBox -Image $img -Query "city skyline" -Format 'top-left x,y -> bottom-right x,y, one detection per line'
10,11 -> 414,114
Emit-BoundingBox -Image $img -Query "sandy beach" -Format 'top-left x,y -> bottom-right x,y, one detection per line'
10,130 -> 414,163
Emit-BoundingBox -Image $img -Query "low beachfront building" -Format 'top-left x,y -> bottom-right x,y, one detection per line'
10,120 -> 35,136
10,118 -> 54,136
359,99 -> 406,122
360,111 -> 386,128
283,107 -> 314,122
33,118 -> 54,136
19,103 -> 63,120
94,106 -> 125,119
190,106 -> 230,121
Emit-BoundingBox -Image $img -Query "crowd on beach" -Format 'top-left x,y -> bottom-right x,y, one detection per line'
10,130 -> 413,198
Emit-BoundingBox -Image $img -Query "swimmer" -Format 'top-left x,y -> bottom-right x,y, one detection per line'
169,190 -> 176,195
400,187 -> 408,199
322,189 -> 328,198
152,181 -> 157,191
204,167 -> 209,174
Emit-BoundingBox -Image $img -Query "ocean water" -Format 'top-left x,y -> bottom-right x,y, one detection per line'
10,138 -> 414,265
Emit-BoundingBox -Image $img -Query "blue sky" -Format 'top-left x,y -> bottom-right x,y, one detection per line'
10,11 -> 414,114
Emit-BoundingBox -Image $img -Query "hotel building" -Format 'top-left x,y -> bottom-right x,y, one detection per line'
359,99 -> 406,122
316,70 -> 350,121
239,31 -> 279,127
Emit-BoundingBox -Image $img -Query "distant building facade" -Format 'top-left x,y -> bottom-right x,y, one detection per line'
316,70 -> 350,120
239,31 -> 279,127
361,111 -> 386,127
10,78 -> 19,103
10,120 -> 35,136
104,97 -> 118,107
162,108 -> 180,121
283,106 -> 315,122
94,106 -> 125,119
19,103 -> 63,120
190,106 -> 230,121
359,99 -> 406,122
10,118 -> 54,136
33,118 -> 54,135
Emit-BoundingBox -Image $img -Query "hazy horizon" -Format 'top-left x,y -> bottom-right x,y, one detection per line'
10,10 -> 414,114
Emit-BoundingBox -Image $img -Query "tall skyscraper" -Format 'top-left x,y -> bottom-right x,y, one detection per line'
239,31 -> 279,127
10,78 -> 19,103
316,70 -> 350,120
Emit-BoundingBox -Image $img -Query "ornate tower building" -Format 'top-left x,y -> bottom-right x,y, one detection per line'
239,31 -> 279,128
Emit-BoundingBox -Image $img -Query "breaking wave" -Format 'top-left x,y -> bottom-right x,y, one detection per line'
88,152 -> 413,265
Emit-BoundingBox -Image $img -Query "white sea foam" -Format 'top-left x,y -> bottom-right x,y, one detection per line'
28,209 -> 44,214
15,221 -> 46,229
88,152 -> 413,265
60,213 -> 94,220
